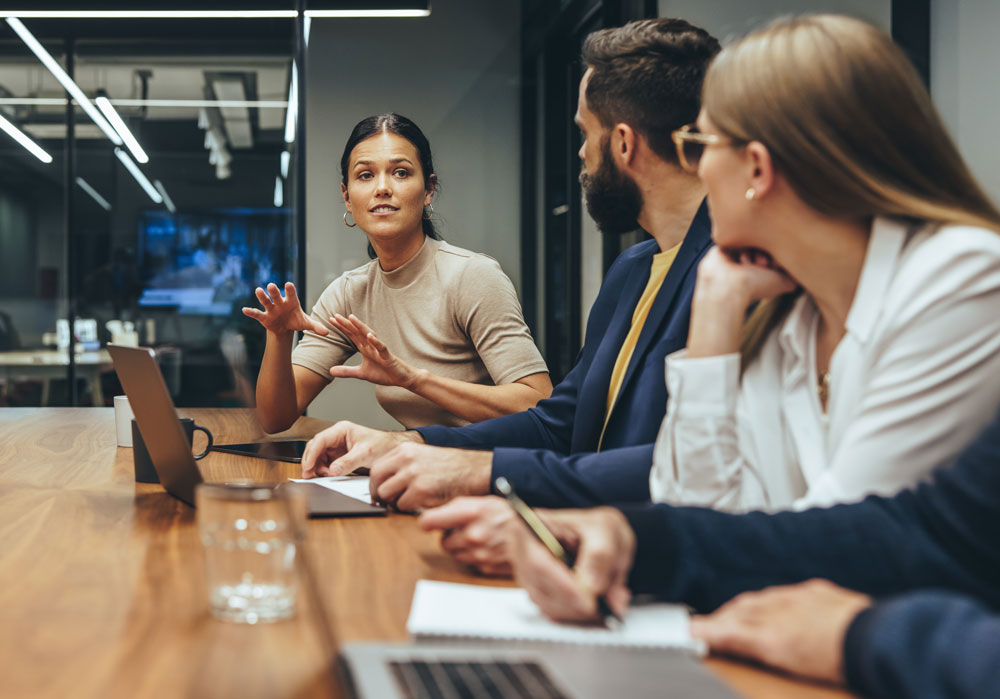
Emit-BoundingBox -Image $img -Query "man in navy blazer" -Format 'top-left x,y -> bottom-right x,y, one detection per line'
299,19 -> 720,511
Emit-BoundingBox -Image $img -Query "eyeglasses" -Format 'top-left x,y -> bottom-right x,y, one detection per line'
671,123 -> 733,173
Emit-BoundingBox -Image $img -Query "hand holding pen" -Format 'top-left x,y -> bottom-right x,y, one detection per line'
496,477 -> 633,627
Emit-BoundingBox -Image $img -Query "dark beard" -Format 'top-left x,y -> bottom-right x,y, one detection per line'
579,139 -> 643,235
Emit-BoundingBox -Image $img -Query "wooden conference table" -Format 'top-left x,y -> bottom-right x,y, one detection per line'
0,408 -> 851,699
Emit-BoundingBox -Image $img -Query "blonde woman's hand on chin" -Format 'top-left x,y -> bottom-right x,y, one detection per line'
687,247 -> 799,358
327,313 -> 421,389
242,282 -> 330,337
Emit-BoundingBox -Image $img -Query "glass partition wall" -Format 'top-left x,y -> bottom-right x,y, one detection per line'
0,15 -> 300,407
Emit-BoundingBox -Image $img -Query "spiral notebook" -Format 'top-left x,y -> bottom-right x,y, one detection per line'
406,580 -> 706,655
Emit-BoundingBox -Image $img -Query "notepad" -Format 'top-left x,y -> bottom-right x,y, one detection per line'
289,475 -> 372,504
406,580 -> 706,655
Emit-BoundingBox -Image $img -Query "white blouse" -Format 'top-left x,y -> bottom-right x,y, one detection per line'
649,216 -> 1000,513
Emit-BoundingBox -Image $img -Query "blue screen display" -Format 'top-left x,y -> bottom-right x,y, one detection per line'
137,208 -> 291,316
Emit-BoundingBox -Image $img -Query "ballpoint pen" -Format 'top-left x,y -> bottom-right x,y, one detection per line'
494,476 -> 624,627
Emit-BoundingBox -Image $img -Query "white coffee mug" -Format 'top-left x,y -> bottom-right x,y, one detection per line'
114,395 -> 134,447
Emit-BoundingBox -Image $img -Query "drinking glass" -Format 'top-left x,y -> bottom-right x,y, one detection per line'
196,482 -> 307,624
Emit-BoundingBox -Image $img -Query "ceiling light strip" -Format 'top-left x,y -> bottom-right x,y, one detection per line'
0,97 -> 66,106
115,99 -> 289,108
5,18 -> 122,146
304,10 -> 430,17
75,177 -> 111,211
0,98 -> 289,108
274,176 -> 283,207
96,95 -> 149,163
115,147 -> 162,204
0,111 -> 53,163
283,61 -> 297,144
2,11 -> 298,19
154,180 -> 176,213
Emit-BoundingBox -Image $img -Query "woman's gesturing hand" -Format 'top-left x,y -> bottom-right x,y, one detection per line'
242,282 -> 329,337
328,313 -> 420,389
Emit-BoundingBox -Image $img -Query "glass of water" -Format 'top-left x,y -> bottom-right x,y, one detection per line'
196,482 -> 308,624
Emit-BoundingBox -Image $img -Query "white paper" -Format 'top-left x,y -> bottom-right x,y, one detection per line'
289,475 -> 372,504
406,580 -> 705,655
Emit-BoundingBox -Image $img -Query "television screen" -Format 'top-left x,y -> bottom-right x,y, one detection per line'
137,208 -> 291,316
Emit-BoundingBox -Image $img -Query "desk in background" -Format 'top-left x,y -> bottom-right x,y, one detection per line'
0,408 -> 852,699
0,349 -> 112,406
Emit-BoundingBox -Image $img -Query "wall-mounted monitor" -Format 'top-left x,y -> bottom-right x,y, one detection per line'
137,208 -> 291,316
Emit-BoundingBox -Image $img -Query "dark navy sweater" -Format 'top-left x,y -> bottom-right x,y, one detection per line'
618,410 -> 1000,698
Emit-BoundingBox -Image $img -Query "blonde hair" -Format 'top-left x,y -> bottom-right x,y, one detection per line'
701,14 -> 1000,366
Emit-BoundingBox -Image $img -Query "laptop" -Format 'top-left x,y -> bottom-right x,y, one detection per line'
109,344 -> 385,516
337,641 -> 739,698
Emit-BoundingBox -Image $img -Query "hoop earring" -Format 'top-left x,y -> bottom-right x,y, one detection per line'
745,188 -> 757,201
343,211 -> 357,227
422,203 -> 434,221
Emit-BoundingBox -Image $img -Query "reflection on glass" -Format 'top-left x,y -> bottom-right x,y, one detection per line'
0,18 -> 297,408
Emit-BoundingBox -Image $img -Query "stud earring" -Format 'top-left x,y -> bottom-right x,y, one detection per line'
745,188 -> 757,201
343,211 -> 357,227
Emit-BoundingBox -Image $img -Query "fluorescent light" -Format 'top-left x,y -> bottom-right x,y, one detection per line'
284,61 -> 297,144
6,18 -> 123,146
0,98 -> 289,109
154,180 -> 176,213
75,177 -> 111,211
305,10 -> 430,17
280,150 -> 290,179
115,99 -> 287,108
96,95 -> 149,164
273,176 -> 283,207
2,11 -> 298,19
305,16 -> 312,45
0,111 -> 53,163
115,148 -> 162,204
0,97 -> 66,106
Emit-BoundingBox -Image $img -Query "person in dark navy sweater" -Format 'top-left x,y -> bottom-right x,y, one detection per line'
501,408 -> 1000,697
298,19 -> 721,511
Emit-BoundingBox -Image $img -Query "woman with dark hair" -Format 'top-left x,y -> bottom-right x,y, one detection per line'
245,113 -> 551,433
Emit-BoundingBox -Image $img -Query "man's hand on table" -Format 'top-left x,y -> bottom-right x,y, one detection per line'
419,496 -> 515,576
690,579 -> 872,685
300,420 -> 423,478
369,444 -> 493,512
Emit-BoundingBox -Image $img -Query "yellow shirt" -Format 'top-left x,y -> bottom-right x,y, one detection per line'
598,243 -> 681,449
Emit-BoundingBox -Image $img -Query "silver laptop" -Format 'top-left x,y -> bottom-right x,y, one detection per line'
109,344 -> 385,516
338,641 -> 739,698
110,344 -> 204,505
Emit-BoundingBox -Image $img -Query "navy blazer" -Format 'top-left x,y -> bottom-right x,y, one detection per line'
415,201 -> 713,507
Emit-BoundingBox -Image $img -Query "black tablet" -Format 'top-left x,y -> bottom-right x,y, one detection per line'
211,440 -> 309,463
279,482 -> 386,517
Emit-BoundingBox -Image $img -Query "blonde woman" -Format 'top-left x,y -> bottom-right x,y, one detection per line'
652,14 -> 1000,512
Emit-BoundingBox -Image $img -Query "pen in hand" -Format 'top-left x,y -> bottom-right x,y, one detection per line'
494,477 -> 624,628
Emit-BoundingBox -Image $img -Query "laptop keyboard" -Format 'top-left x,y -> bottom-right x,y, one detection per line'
388,659 -> 570,699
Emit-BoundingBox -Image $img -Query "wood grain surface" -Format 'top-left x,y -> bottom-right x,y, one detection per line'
0,408 -> 852,699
